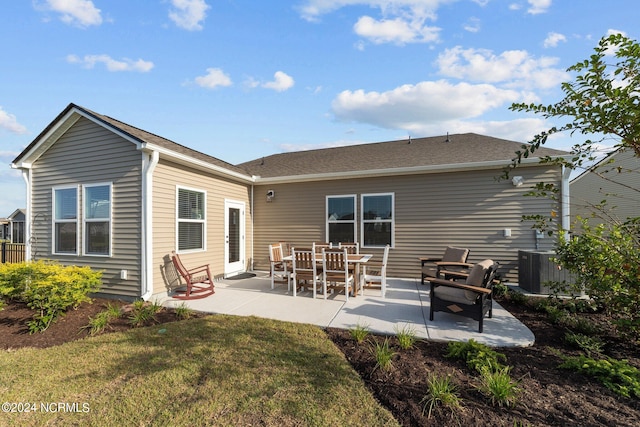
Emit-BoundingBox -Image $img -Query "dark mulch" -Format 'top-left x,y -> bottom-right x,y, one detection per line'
1,296 -> 639,426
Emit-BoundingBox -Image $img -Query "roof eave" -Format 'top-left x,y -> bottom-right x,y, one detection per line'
141,143 -> 255,183
254,157 -> 567,184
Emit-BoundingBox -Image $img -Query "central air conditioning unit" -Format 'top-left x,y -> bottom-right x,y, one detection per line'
518,250 -> 581,295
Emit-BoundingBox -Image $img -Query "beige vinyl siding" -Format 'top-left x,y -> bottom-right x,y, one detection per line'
30,117 -> 143,298
253,166 -> 561,282
151,159 -> 252,296
571,149 -> 639,225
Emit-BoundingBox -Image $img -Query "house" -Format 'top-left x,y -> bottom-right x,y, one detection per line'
7,209 -> 26,244
0,218 -> 9,241
11,103 -> 570,300
570,148 -> 639,227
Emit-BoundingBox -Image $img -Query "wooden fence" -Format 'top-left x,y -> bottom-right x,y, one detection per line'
1,242 -> 26,264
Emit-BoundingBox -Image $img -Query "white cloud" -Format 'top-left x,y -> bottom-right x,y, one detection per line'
194,68 -> 233,89
527,0 -> 551,15
169,0 -> 210,31
354,15 -> 440,44
67,54 -> 154,72
543,32 -> 566,48
0,107 -> 27,134
463,17 -> 480,33
298,1 -> 448,44
39,0 -> 102,27
263,71 -> 295,91
436,46 -> 567,89
331,80 -> 523,132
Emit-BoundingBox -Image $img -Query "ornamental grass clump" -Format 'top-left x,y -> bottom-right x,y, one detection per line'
421,374 -> 462,418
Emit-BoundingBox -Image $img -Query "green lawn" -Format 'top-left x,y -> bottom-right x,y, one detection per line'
0,315 -> 398,426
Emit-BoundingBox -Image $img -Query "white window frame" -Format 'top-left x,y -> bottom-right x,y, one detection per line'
176,185 -> 207,253
326,194 -> 357,245
52,185 -> 80,255
360,192 -> 395,248
82,182 -> 112,257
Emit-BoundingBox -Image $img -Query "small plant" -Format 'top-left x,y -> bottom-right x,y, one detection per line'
567,316 -> 602,336
559,355 -> 640,398
174,302 -> 194,320
395,324 -> 417,350
84,303 -> 122,335
564,332 -> 604,357
492,282 -> 508,298
475,366 -> 520,408
128,299 -> 163,327
421,374 -> 461,418
446,339 -> 507,373
349,322 -> 370,344
371,338 -> 396,372
506,290 -> 528,305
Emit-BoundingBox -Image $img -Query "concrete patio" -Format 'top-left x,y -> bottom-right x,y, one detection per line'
164,271 -> 535,347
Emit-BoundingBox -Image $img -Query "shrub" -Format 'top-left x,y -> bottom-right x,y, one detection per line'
0,261 -> 102,333
556,220 -> 640,339
559,355 -> 640,398
446,339 -> 507,373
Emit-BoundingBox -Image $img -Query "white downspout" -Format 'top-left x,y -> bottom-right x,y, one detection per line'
561,165 -> 571,240
21,168 -> 32,260
140,150 -> 159,300
250,184 -> 254,271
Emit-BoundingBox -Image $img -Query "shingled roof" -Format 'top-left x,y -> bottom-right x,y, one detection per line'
237,133 -> 569,179
14,104 -> 569,183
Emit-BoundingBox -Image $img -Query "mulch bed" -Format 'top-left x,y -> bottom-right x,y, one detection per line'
1,297 -> 639,426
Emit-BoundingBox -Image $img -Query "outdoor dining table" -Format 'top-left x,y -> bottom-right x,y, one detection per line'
282,253 -> 372,297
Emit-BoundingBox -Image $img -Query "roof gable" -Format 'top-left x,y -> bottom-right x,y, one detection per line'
12,103 -> 252,181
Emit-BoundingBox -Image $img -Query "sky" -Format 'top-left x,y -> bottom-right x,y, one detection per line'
1,0 -> 638,213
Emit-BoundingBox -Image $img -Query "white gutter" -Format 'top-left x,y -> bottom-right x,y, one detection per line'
254,157 -> 569,184
140,143 -> 254,184
20,168 -> 32,260
140,150 -> 160,300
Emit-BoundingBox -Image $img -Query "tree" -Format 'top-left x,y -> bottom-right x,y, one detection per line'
505,34 -> 640,339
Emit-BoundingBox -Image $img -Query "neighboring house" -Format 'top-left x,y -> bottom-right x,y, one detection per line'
11,103 -> 570,300
0,217 -> 9,240
8,209 -> 26,244
570,148 -> 639,227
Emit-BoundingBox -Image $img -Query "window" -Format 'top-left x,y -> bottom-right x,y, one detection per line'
11,221 -> 24,244
326,195 -> 356,244
53,187 -> 78,254
361,193 -> 394,247
84,184 -> 111,255
177,187 -> 206,251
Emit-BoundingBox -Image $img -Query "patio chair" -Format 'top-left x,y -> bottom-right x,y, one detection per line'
322,248 -> 355,301
312,242 -> 332,252
428,259 -> 499,333
420,246 -> 471,285
362,244 -> 389,298
291,247 -> 321,298
171,251 -> 215,299
269,243 -> 290,291
338,242 -> 359,254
